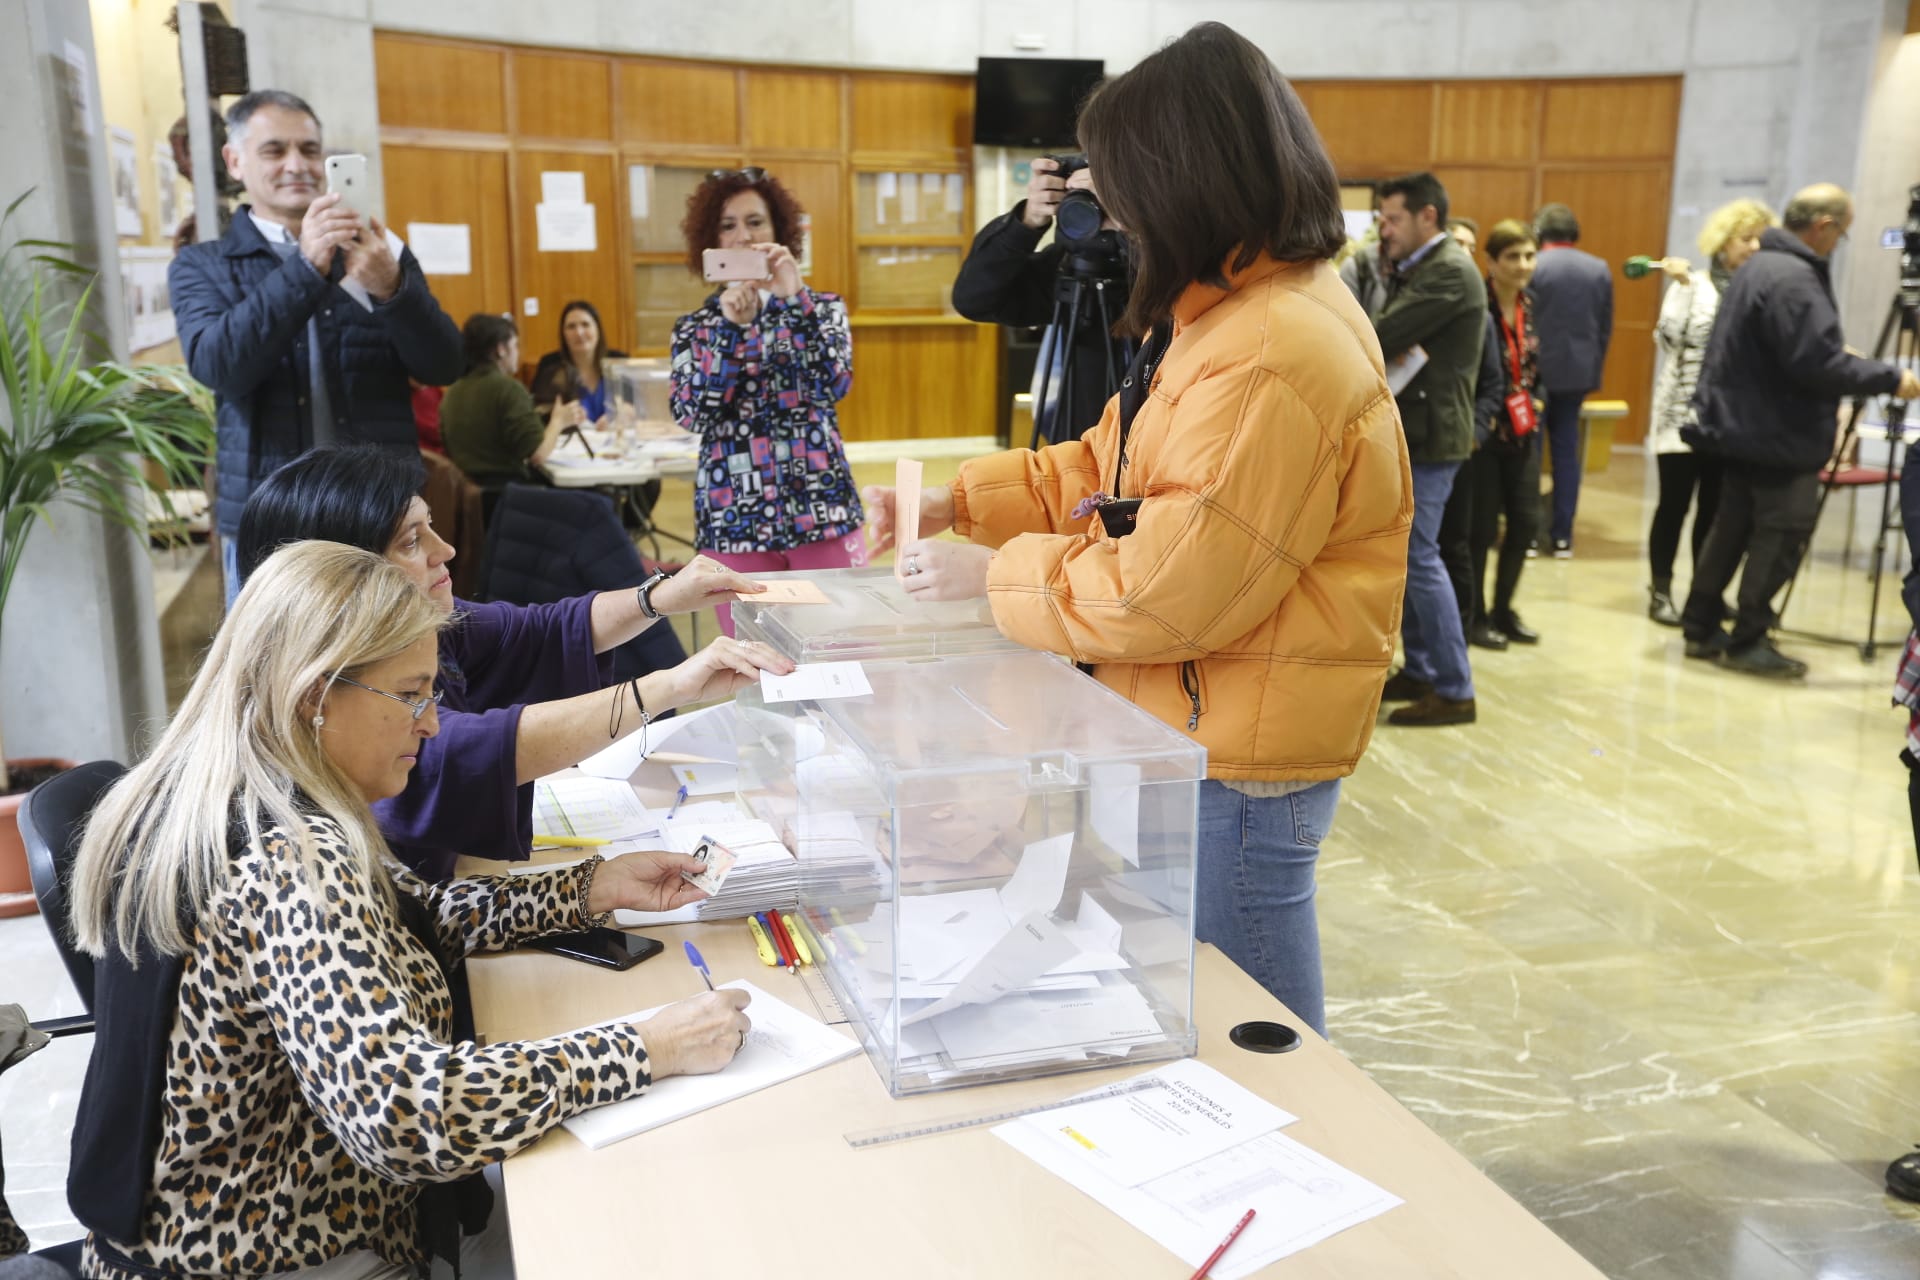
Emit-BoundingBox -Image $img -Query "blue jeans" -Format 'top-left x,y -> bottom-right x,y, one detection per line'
1195,777 -> 1341,1036
1402,461 -> 1474,700
222,536 -> 241,611
1544,390 -> 1589,544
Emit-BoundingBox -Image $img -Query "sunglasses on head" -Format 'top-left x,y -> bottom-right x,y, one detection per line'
709,167 -> 767,183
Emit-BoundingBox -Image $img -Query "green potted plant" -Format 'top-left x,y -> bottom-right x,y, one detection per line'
0,191 -> 215,914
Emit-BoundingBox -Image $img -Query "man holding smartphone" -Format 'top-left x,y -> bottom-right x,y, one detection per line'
169,89 -> 463,606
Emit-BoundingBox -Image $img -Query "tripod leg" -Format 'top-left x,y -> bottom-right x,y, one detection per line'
1094,281 -> 1120,400
1030,291 -> 1070,453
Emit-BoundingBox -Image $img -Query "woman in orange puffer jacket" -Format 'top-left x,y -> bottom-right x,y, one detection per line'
865,22 -> 1411,1035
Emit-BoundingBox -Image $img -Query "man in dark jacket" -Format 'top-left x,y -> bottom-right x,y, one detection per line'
1372,172 -> 1488,727
1529,203 -> 1613,556
1679,184 -> 1920,677
170,89 -> 463,603
951,157 -> 1132,446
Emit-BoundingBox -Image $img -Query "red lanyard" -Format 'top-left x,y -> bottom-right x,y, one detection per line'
1498,293 -> 1526,388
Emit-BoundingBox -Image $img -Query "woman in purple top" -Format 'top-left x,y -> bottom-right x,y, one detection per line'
236,446 -> 794,879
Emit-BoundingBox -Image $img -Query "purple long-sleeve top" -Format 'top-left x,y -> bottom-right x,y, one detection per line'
375,594 -> 613,881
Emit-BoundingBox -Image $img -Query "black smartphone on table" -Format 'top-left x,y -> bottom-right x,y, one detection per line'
528,927 -> 664,970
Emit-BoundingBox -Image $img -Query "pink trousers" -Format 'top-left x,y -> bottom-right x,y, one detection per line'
709,530 -> 868,635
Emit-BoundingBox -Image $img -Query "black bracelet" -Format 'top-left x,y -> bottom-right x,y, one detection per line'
606,677 -> 650,749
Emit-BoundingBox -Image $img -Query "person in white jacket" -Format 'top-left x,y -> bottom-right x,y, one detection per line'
1645,198 -> 1778,624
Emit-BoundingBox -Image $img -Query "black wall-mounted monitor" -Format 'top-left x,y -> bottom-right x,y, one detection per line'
972,57 -> 1105,149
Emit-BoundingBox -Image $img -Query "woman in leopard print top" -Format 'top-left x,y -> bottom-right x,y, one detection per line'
67,543 -> 752,1279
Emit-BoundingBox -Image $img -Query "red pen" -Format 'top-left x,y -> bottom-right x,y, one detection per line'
1187,1208 -> 1255,1280
765,909 -> 799,974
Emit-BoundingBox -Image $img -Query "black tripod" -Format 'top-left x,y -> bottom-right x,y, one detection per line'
1777,289 -> 1917,660
1029,251 -> 1131,451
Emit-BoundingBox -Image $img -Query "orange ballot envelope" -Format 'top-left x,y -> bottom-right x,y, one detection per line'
749,578 -> 832,605
894,457 -> 924,580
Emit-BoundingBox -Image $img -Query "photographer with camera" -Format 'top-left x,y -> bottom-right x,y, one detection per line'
953,155 -> 1134,446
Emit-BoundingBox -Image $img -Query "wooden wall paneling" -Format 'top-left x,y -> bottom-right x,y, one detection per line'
850,74 -> 972,158
766,158 -> 850,299
836,324 -> 997,441
512,50 -> 614,141
384,144 -> 514,332
1539,166 -> 1672,442
745,69 -> 844,153
618,60 -> 741,147
1434,81 -> 1539,165
374,34 -> 505,134
1297,82 -> 1434,177
511,149 -> 627,351
1541,77 -> 1681,161
1432,167 -> 1537,240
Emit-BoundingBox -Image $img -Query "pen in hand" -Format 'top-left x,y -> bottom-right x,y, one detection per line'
683,940 -> 714,990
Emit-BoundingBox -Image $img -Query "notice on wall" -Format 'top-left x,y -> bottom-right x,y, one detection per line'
406,222 -> 472,276
541,170 -> 586,206
629,165 -> 650,220
536,203 -> 597,253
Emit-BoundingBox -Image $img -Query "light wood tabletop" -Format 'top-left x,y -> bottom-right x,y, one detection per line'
466,886 -> 1605,1279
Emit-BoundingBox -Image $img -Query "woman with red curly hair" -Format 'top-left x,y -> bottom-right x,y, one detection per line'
671,168 -> 865,632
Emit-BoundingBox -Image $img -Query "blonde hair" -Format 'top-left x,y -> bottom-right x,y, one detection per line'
1697,198 -> 1778,262
69,542 -> 446,959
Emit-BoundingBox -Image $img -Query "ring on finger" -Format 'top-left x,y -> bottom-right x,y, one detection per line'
737,1029 -> 747,1051
905,555 -> 922,576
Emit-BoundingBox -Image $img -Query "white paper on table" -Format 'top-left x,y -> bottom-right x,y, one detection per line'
901,912 -> 1079,1026
560,981 -> 857,1148
576,703 -> 738,781
541,170 -> 586,206
406,222 -> 471,276
760,661 -> 873,704
1088,763 -> 1142,867
669,761 -> 738,796
1384,344 -> 1428,397
996,1122 -> 1400,1278
894,458 -> 924,580
930,982 -> 1163,1065
536,202 -> 597,252
998,832 -> 1073,920
1010,1059 -> 1294,1188
531,776 -> 661,845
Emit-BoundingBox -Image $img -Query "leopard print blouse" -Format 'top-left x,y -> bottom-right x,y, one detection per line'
82,815 -> 652,1279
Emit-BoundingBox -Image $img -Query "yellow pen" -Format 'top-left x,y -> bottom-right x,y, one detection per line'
746,914 -> 780,967
532,833 -> 610,848
781,911 -> 814,967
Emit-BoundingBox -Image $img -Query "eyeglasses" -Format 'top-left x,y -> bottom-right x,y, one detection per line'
709,167 -> 766,183
334,676 -> 444,722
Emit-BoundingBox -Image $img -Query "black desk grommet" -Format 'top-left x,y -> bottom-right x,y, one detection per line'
1229,1020 -> 1301,1054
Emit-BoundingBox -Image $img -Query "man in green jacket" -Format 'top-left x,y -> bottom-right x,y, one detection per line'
1371,171 -> 1487,727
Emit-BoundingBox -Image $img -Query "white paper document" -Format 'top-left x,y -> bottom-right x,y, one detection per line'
576,702 -> 740,781
669,760 -> 739,796
759,661 -> 873,704
535,202 -> 597,252
531,776 -> 660,847
541,170 -> 586,206
996,1063 -> 1400,1277
901,912 -> 1079,1026
405,222 -> 471,276
560,981 -> 857,1149
1384,344 -> 1428,396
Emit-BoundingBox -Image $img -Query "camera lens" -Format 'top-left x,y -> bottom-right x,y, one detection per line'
1056,189 -> 1104,245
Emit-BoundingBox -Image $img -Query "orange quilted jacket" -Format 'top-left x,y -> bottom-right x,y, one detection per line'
952,254 -> 1412,781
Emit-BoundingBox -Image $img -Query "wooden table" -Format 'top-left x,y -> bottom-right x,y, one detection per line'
467,896 -> 1605,1278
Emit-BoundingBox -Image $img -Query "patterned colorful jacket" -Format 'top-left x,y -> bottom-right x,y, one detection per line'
669,288 -> 862,554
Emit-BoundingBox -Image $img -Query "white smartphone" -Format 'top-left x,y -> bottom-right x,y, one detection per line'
702,247 -> 769,283
324,153 -> 369,220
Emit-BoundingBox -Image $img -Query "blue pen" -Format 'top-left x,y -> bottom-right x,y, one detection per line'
668,784 -> 688,818
683,940 -> 714,990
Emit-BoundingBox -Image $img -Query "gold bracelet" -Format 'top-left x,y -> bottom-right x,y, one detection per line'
574,853 -> 611,927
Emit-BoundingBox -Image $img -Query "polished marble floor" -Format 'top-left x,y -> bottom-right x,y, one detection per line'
7,450 -> 1920,1276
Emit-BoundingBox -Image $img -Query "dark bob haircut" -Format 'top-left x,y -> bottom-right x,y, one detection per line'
462,312 -> 517,373
680,170 -> 807,276
236,446 -> 425,585
1077,22 -> 1345,336
1485,218 -> 1538,262
1379,172 -> 1450,231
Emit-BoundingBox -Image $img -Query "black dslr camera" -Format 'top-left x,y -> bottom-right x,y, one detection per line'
1049,153 -> 1106,248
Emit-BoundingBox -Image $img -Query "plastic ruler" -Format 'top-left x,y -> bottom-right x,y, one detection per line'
844,1076 -> 1166,1150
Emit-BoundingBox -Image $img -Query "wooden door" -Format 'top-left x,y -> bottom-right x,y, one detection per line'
1539,166 -> 1671,444
510,149 -> 626,353
383,144 -> 513,335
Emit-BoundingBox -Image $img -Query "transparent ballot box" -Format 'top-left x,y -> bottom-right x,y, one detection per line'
738,650 -> 1203,1096
603,357 -> 674,432
731,566 -> 1022,664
